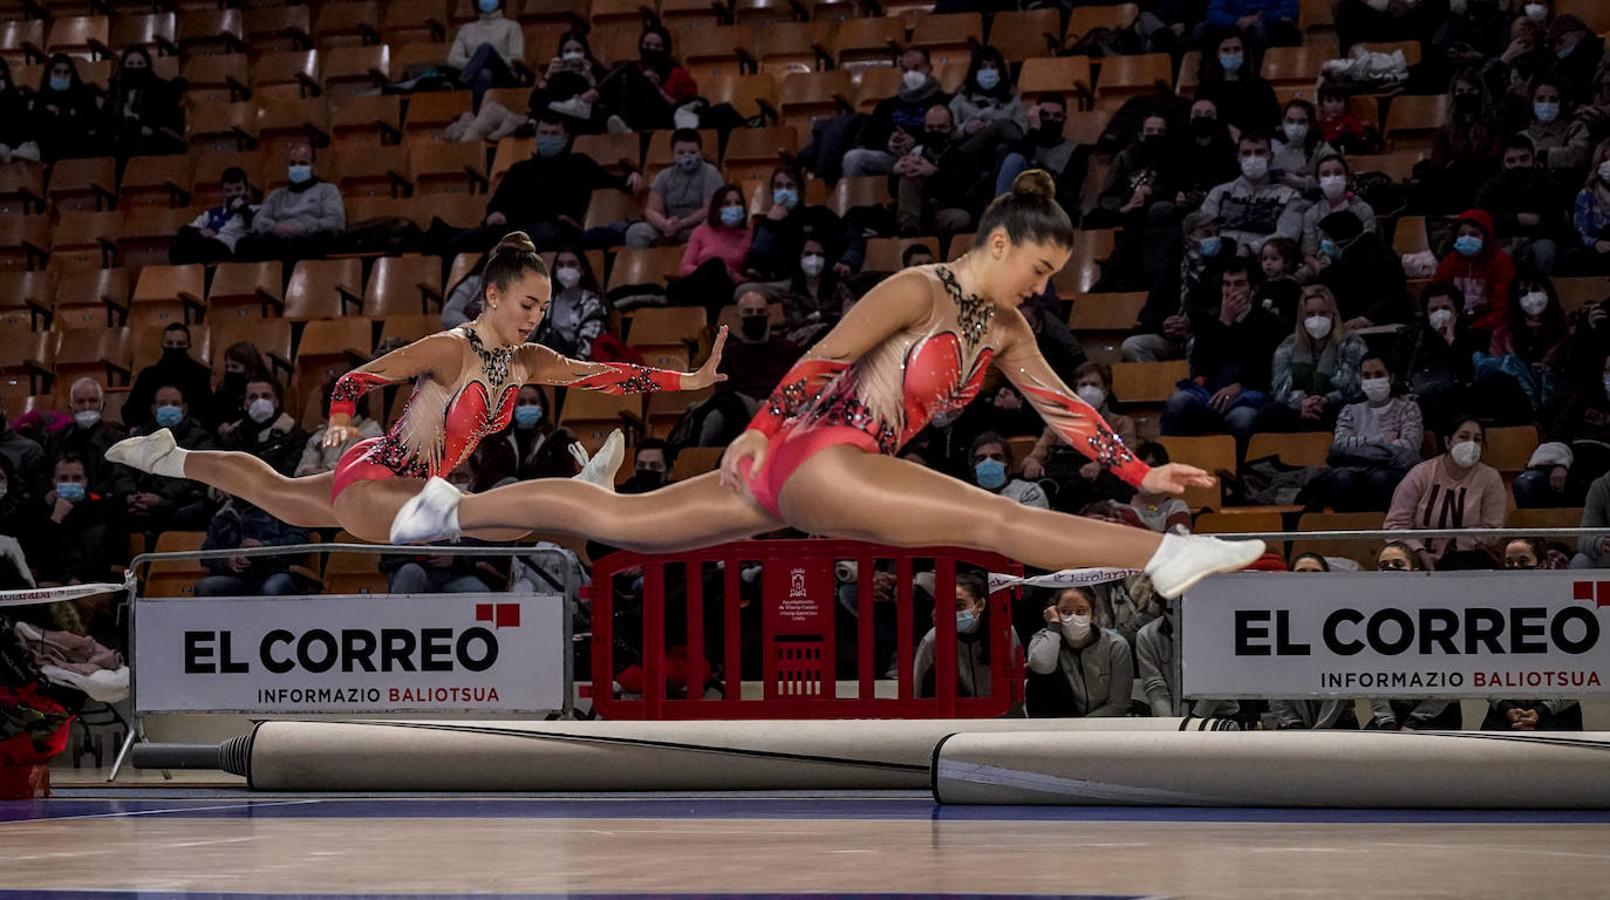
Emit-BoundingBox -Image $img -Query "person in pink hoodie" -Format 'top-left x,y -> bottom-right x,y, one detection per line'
1383,414 -> 1508,568
667,183 -> 753,317
1431,208 -> 1516,350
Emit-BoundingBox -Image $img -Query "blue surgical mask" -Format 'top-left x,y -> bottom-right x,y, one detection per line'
55,482 -> 85,503
1534,101 -> 1560,123
48,75 -> 69,92
975,67 -> 1000,91
1197,235 -> 1223,258
1602,374 -> 1610,399
974,458 -> 1007,489
1454,234 -> 1483,257
154,405 -> 183,428
719,205 -> 745,227
513,404 -> 543,429
1219,52 -> 1243,74
956,610 -> 978,633
478,0 -> 498,11
772,187 -> 798,210
536,134 -> 566,158
1320,238 -> 1342,260
287,164 -> 312,184
676,152 -> 702,172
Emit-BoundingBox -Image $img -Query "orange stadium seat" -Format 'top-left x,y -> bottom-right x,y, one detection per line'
243,5 -> 312,53
176,9 -> 244,57
990,9 -> 1062,63
331,94 -> 404,146
118,155 -> 194,209
285,258 -> 365,321
383,0 -> 450,45
363,256 -> 444,317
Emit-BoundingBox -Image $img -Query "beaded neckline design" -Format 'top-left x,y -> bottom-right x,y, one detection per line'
936,265 -> 994,354
460,325 -> 513,389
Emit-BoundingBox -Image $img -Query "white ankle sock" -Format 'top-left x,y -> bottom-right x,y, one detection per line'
1143,532 -> 1189,577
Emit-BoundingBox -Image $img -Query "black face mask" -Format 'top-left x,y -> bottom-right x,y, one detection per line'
1454,93 -> 1482,115
161,347 -> 189,364
640,48 -> 667,68
1035,121 -> 1064,145
1189,117 -> 1217,139
635,469 -> 665,489
122,67 -> 151,86
925,129 -> 951,144
740,314 -> 769,342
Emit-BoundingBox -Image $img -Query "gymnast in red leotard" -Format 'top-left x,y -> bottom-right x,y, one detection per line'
391,173 -> 1266,598
105,232 -> 728,544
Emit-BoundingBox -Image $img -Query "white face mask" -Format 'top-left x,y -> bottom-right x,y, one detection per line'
1449,0 -> 1467,12
1450,439 -> 1482,467
1429,308 -> 1454,331
1362,376 -> 1391,403
1060,612 -> 1092,642
1600,161 -> 1610,183
901,70 -> 928,91
1304,314 -> 1333,340
555,266 -> 581,289
1520,291 -> 1548,316
562,50 -> 584,62
1282,121 -> 1308,144
247,397 -> 275,424
1319,174 -> 1347,200
74,409 -> 101,429
1524,2 -> 1546,23
1240,155 -> 1269,180
1075,385 -> 1106,408
800,253 -> 825,277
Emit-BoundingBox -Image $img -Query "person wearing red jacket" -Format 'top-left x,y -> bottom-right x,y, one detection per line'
1432,208 -> 1516,349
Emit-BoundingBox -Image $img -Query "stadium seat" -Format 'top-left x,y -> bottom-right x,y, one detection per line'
1484,425 -> 1539,473
1066,292 -> 1146,363
1094,53 -> 1172,110
1157,434 -> 1234,508
116,207 -> 197,271
0,20 -> 44,67
722,125 -> 797,184
864,237 -> 938,272
0,270 -> 53,329
704,72 -> 778,121
677,24 -> 754,82
53,325 -> 131,391
0,325 -> 54,393
1509,507 -> 1586,530
1554,278 -> 1604,315
834,18 -> 905,69
118,155 -> 193,209
1345,152 -> 1422,184
212,315 -> 292,381
129,320 -> 207,377
331,94 -> 404,146
1018,56 -> 1092,105
380,312 -> 442,346
1112,360 -> 1188,404
1290,511 -> 1384,569
910,13 -> 981,70
252,50 -> 322,101
670,445 -> 724,481
1261,41 -> 1338,89
1356,40 -> 1420,66
663,0 -> 728,29
1052,229 -> 1116,296
47,156 -> 117,212
110,12 -> 176,56
180,54 -> 250,102
188,101 -> 260,153
130,264 -> 204,328
0,215 -> 49,272
208,261 -> 285,320
1383,94 -> 1451,153
559,390 -> 645,453
176,9 -> 244,56
363,256 -> 444,317
607,247 -> 687,293
1299,0 -> 1335,34
779,69 -> 853,134
627,306 -> 707,351
989,9 -> 1061,63
312,1 -> 380,49
1245,432 -> 1332,468
322,547 -> 391,595
293,316 -> 375,415
946,232 -> 974,260
853,66 -> 902,113
143,531 -> 207,597
572,133 -> 644,177
408,141 -> 488,194
582,188 -> 643,231
285,258 -> 365,321
47,14 -> 108,59
0,162 -> 46,216
1556,0 -> 1610,33
1064,2 -> 1138,40
448,252 -> 483,290
257,97 -> 332,155
243,5 -> 312,53
322,45 -> 391,96
55,267 -> 131,327
381,0 -> 450,46
489,136 -> 532,188
825,176 -> 891,218
1391,215 -> 1429,257
403,90 -> 473,137
336,143 -> 410,197
1195,509 -> 1284,536
753,22 -> 822,77
49,211 -> 121,271
735,0 -> 799,26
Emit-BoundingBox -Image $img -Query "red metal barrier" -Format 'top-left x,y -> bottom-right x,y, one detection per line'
589,540 -> 1025,720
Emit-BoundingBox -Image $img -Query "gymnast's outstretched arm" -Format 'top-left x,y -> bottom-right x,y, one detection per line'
518,325 -> 730,395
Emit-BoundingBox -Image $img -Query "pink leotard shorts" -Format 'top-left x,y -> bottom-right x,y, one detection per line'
742,425 -> 880,518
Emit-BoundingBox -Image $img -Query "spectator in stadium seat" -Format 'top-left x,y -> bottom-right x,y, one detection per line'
1432,0 -> 1511,88
465,112 -> 644,253
844,46 -> 949,179
969,432 -> 1048,510
1367,545 -> 1462,729
1391,283 -> 1481,427
1161,257 -> 1286,447
1258,236 -> 1302,327
523,30 -> 609,135
1192,33 -> 1280,137
1376,540 -> 1421,571
107,384 -> 215,534
1485,16 -> 1555,128
627,129 -> 722,248
529,248 -> 608,360
1271,99 -> 1335,194
448,0 -> 523,108
1523,75 -> 1591,172
1548,15 -> 1604,106
1334,0 -> 1440,54
169,166 -> 257,264
1483,691 -> 1583,730
1096,113 -> 1180,228
947,47 -> 1027,183
1123,210 -> 1231,362
296,378 -> 383,478
1272,698 -> 1360,729
123,323 -> 213,430
1314,210 -> 1412,328
1297,156 -> 1375,277
1493,270 -> 1568,364
1026,586 -> 1135,718
1136,594 -> 1240,719
235,143 -> 346,262
1476,134 -> 1568,275
194,495 -> 307,597
383,464 -> 503,593
598,23 -> 696,133
32,54 -> 99,161
1426,69 -> 1506,211
1202,0 -> 1299,47
995,94 -> 1081,217
219,378 -> 305,478
620,438 -> 672,494
1570,136 -> 1610,270
1514,350 -> 1610,507
49,378 -> 124,486
33,453 -> 116,586
902,244 -> 934,268
1200,132 -> 1301,254
667,183 -> 752,315
717,289 -> 799,409
1384,415 -> 1507,567
1432,209 -> 1517,348
1023,361 -> 1138,483
0,60 -> 39,164
1290,551 -> 1329,572
105,46 -> 183,159
1572,469 -> 1610,567
1315,84 -> 1380,155
776,234 -> 854,346
1086,441 -> 1195,534
915,571 -> 1018,701
892,103 -> 974,239
1175,99 -> 1242,212
1319,352 -> 1423,512
1575,63 -> 1610,147
474,384 -> 558,486
211,342 -> 272,437
1256,284 -> 1367,435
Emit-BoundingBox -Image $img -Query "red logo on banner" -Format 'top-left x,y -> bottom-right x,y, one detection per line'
1571,582 -> 1610,608
475,602 -> 522,628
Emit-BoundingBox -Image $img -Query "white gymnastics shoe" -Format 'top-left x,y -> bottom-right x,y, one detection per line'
389,477 -> 463,544
1144,533 -> 1267,599
571,429 -> 625,489
104,429 -> 187,478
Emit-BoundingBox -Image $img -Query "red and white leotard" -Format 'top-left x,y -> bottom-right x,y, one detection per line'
742,265 -> 1150,516
327,325 -> 681,500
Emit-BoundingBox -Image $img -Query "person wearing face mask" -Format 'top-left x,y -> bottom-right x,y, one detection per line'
0,59 -> 37,165
123,324 -> 215,429
194,492 -> 309,598
221,379 -> 307,477
914,572 -> 1019,702
1474,134 -> 1568,277
1547,15 -> 1604,105
891,103 -> 975,239
1570,136 -> 1610,271
1321,354 -> 1424,512
1384,415 -> 1508,567
1173,99 -> 1242,210
1023,362 -> 1138,489
31,453 -> 115,587
297,378 -> 385,477
447,0 -> 523,107
739,165 -> 847,283
1270,99 -> 1336,193
1258,285 -> 1368,436
1522,76 -> 1590,171
775,234 -> 855,346
104,46 -> 183,158
1433,208 -> 1517,347
1025,586 -> 1134,718
969,433 -> 1048,509
619,439 -> 672,494
1200,133 -> 1301,255
1513,349 -> 1610,507
519,31 -> 609,135
236,142 -> 346,262
598,24 -> 697,132
532,249 -> 608,361
1096,113 -> 1179,227
713,289 -> 800,413
667,184 -> 754,316
1313,210 -> 1412,329
471,384 -> 557,485
1193,33 -> 1280,137
628,129 -> 723,249
843,46 -> 951,179
1125,210 -> 1237,363
1427,69 -> 1505,211
211,342 -> 272,440
107,384 -> 216,535
31,53 -> 98,161
994,94 -> 1081,215
1135,593 -> 1241,719
171,167 -> 259,264
47,378 -> 125,486
945,46 -> 1028,187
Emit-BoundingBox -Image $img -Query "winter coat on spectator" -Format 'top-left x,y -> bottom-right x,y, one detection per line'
1205,0 -> 1297,28
105,417 -> 215,526
1391,316 -> 1482,394
533,286 -> 608,360
47,418 -> 125,486
858,78 -> 950,152
1384,455 -> 1507,563
1098,140 -> 1181,216
448,10 -> 523,69
1194,76 -> 1281,136
1135,614 -> 1240,718
220,410 -> 307,477
1188,306 -> 1286,392
1317,231 -> 1413,326
1554,30 -> 1606,107
680,222 -> 752,282
1524,117 -> 1591,170
1432,209 -> 1516,338
252,179 -> 345,237
1199,175 -> 1301,253
948,87 -> 1027,135
296,415 -> 383,477
201,498 -> 309,582
185,202 -> 257,252
1025,626 -> 1134,718
486,150 -> 632,228
34,488 -> 115,585
1475,165 -> 1568,242
1270,332 -> 1368,411
0,423 -> 46,506
914,617 -> 1022,700
1332,396 -> 1424,469
1299,193 -> 1376,264
123,349 -> 214,429
1573,183 -> 1610,247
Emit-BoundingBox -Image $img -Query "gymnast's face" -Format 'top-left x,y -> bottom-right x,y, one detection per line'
483,269 -> 551,347
982,228 -> 1069,307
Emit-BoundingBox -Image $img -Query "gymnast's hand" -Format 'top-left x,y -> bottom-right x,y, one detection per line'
1140,463 -> 1215,497
685,325 -> 730,390
323,423 -> 353,449
719,429 -> 768,493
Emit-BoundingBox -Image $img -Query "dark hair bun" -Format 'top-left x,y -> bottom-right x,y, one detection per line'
493,231 -> 537,256
1012,169 -> 1057,199
483,231 -> 548,289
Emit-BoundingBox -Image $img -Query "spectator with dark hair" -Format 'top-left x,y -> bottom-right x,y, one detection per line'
195,495 -> 308,597
123,323 -> 213,430
668,183 -> 752,314
1096,112 -> 1179,226
843,46 -> 950,179
1124,210 -> 1232,362
776,234 -> 854,345
628,129 -> 723,248
1524,75 -> 1591,172
1571,136 -> 1610,270
105,45 -> 183,158
1271,98 -> 1335,193
969,432 -> 1047,509
620,438 -> 673,494
1023,362 -> 1137,507
1514,349 -> 1610,508
995,94 -> 1082,216
1203,0 -> 1300,46
219,378 -> 305,478
1176,98 -> 1243,210
32,54 -> 98,161
527,30 -> 609,133
0,59 -> 38,164
1193,32 -> 1280,136
1315,84 -> 1380,154
0,398 -> 45,507
49,378 -> 125,486
1298,155 -> 1375,278
1433,208 -> 1517,347
1432,0 -> 1511,87
1258,236 -> 1302,326
1162,257 -> 1286,447
1290,551 -> 1330,572
901,243 -> 934,268
1201,132 -> 1301,254
1475,133 -> 1567,275
947,46 -> 1027,183
1315,210 -> 1412,329
1548,15 -> 1605,106
170,166 -> 257,264
475,384 -> 556,486
533,248 -> 608,360
1137,592 -> 1239,719
236,142 -> 346,262
448,0 -> 523,107
1026,586 -> 1135,718
717,289 -> 800,413
34,453 -> 116,586
1393,283 -> 1479,420
892,103 -> 974,239
599,23 -> 697,132
914,571 -> 1018,700
1385,415 -> 1507,568
1427,68 -> 1506,210
107,384 -> 215,534
467,112 -> 644,252
297,378 -> 384,477
211,342 -> 271,437
1258,284 -> 1367,435
1320,352 -> 1424,512
1095,441 -> 1194,534
1377,539 -> 1422,571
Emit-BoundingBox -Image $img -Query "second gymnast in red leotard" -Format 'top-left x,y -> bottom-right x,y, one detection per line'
106,232 -> 728,543
390,172 -> 1265,598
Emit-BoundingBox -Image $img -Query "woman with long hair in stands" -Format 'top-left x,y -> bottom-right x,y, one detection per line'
388,172 -> 1267,599
105,233 -> 730,543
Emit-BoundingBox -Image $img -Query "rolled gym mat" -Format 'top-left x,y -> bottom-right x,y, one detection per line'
931,730 -> 1610,808
231,716 -> 1233,791
130,743 -> 221,770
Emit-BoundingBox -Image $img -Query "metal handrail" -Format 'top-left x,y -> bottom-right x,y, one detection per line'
127,541 -> 545,573
1216,526 -> 1610,542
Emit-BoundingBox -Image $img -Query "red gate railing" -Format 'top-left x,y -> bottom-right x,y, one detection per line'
589,540 -> 1025,720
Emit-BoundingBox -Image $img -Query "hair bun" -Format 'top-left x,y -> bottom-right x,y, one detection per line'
493,231 -> 537,256
1011,169 -> 1057,199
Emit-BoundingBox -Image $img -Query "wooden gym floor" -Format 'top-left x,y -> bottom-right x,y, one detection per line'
4,791 -> 1610,898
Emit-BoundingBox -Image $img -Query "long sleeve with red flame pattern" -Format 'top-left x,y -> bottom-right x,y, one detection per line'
1000,335 -> 1151,490
563,362 -> 684,395
746,358 -> 852,437
328,371 -> 394,419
